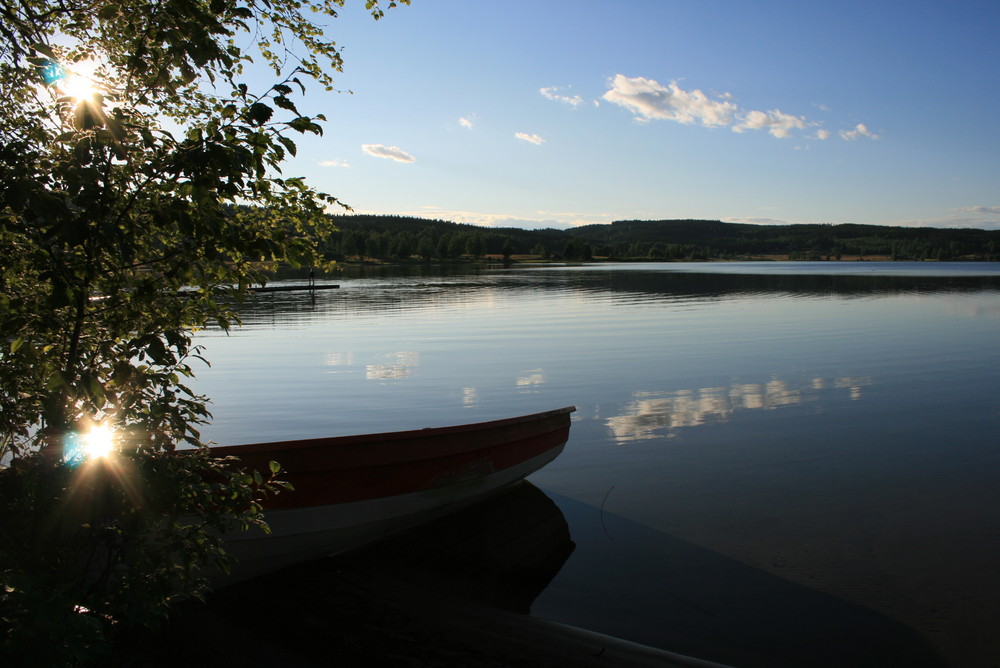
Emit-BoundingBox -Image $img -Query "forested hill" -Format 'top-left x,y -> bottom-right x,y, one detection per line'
567,219 -> 1000,260
325,214 -> 1000,261
327,214 -> 568,260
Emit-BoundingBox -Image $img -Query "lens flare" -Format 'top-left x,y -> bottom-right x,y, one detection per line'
64,424 -> 118,464
47,58 -> 103,102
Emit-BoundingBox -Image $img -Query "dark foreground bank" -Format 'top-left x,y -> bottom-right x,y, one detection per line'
145,561 -> 728,668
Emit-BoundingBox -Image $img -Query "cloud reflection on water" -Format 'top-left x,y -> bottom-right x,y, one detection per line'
367,353 -> 419,380
516,369 -> 546,393
323,352 -> 355,367
607,375 -> 873,443
462,387 -> 477,406
323,350 -> 422,380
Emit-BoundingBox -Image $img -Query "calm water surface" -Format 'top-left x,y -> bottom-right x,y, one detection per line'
192,263 -> 1000,667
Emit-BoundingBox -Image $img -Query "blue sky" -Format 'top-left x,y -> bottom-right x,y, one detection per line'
272,0 -> 1000,230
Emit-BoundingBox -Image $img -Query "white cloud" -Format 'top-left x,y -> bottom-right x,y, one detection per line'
955,205 -> 1000,215
416,207 -> 565,229
723,217 -> 792,225
602,74 -> 737,127
840,123 -> 879,141
395,206 -> 614,229
909,214 -> 992,229
942,205 -> 1000,229
515,132 -> 545,145
361,144 -> 416,163
603,73 -> 878,144
724,210 -> 1000,231
733,109 -> 807,138
318,159 -> 350,167
458,116 -> 474,129
540,86 -> 584,107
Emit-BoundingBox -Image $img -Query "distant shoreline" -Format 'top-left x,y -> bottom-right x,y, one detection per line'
331,254 -> 992,266
324,215 -> 1000,264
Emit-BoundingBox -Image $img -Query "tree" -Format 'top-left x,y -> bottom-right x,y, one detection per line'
368,230 -> 389,258
0,0 -> 407,661
563,237 -> 592,261
466,232 -> 485,258
449,232 -> 469,258
391,229 -> 415,258
501,238 -> 515,262
341,230 -> 366,259
436,232 -> 451,258
416,232 -> 436,260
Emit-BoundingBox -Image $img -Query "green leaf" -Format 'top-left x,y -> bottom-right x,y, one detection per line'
273,95 -> 298,114
288,116 -> 322,135
98,4 -> 119,20
31,43 -> 57,59
268,460 -> 280,474
247,102 -> 273,125
277,135 -> 297,157
46,371 -> 66,391
87,375 -> 104,401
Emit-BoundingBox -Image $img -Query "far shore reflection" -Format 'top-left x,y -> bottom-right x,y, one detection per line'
217,261 -> 1000,330
607,375 -> 873,442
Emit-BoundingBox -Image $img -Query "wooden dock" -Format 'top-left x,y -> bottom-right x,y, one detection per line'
248,284 -> 340,293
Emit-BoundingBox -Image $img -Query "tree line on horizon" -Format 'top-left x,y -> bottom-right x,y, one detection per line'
324,215 -> 1000,262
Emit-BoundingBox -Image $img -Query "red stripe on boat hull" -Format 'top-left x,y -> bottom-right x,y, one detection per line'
214,407 -> 575,509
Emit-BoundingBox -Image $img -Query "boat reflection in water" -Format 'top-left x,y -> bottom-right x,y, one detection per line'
334,480 -> 575,613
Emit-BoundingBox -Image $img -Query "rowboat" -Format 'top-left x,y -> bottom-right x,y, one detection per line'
214,406 -> 576,584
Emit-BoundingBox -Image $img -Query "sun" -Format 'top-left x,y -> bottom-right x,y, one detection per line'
58,59 -> 103,102
62,74 -> 98,101
81,424 -> 116,459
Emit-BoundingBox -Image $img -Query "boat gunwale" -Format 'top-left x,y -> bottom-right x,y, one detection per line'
214,406 -> 576,456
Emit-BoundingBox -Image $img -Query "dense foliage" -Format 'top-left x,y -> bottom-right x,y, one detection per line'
0,0 -> 405,661
0,449 -> 281,665
323,215 -> 1000,263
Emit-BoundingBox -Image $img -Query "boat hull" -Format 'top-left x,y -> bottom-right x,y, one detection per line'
214,407 -> 575,584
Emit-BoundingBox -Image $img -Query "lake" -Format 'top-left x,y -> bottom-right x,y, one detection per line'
192,262 -> 1000,667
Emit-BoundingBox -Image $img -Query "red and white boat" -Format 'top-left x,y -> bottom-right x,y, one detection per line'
214,406 -> 576,583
